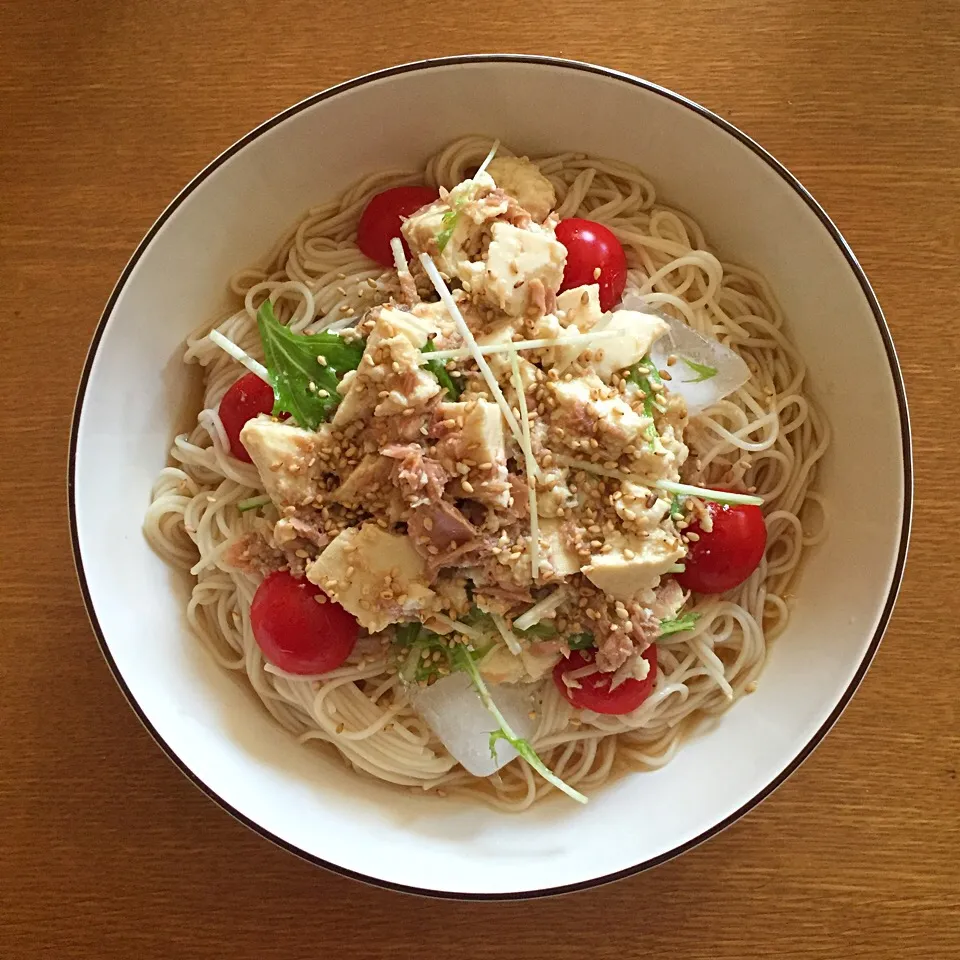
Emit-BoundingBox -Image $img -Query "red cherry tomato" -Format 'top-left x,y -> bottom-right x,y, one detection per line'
219,373 -> 276,463
555,218 -> 628,312
553,645 -> 657,715
250,571 -> 359,675
357,185 -> 440,267
676,501 -> 767,594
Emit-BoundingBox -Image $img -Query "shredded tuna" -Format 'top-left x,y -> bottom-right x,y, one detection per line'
284,515 -> 331,551
594,603 -> 659,672
651,578 -> 685,621
407,500 -> 486,570
382,443 -> 449,504
225,533 -> 309,579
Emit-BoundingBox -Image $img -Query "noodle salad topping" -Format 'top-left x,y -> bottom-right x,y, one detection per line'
145,138 -> 828,809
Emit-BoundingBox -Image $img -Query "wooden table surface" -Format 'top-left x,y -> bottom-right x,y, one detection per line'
3,0 -> 958,956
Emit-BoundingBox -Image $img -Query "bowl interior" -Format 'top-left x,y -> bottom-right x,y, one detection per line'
72,58 -> 909,897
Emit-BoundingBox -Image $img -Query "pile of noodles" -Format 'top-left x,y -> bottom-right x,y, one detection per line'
145,136 -> 829,810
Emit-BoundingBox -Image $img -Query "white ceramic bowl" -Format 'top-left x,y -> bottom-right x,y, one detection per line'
70,56 -> 911,898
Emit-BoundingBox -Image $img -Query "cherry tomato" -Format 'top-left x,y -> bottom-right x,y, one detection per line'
357,185 -> 440,267
219,373 -> 276,463
553,645 -> 657,715
555,218 -> 628,312
676,501 -> 767,594
250,571 -> 359,675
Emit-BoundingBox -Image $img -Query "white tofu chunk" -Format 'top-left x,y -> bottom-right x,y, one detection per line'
307,524 -> 435,632
402,173 -> 501,277
552,284 -> 602,372
480,222 -> 566,316
556,284 -> 602,327
239,418 -> 337,507
486,156 -> 557,221
476,320 -> 516,380
410,299 -> 458,348
330,454 -> 404,521
369,306 -> 432,350
333,328 -> 440,427
411,672 -> 536,777
539,518 -> 582,579
589,310 -> 668,381
437,399 -> 506,468
547,374 -> 651,458
614,482 -> 672,533
584,531 -> 686,602
479,643 -> 562,686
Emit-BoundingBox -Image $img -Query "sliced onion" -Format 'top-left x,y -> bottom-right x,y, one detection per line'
411,673 -> 536,776
619,295 -> 750,414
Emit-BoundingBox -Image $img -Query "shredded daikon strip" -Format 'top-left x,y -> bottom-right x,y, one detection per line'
513,587 -> 568,632
510,350 -> 539,579
432,614 -> 486,642
656,479 -> 763,507
491,613 -> 522,656
476,139 -> 500,178
420,329 -> 621,363
554,456 -> 764,506
418,254 -> 528,459
390,236 -> 408,276
208,329 -> 270,383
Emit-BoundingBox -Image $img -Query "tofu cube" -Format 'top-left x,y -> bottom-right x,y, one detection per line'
480,222 -> 566,316
552,284 -> 602,372
547,374 -> 651,459
589,310 -> 668,381
584,530 -> 686,602
333,330 -> 440,427
239,419 -> 337,507
307,524 -> 435,632
369,306 -> 432,350
539,518 -> 582,579
436,399 -> 506,468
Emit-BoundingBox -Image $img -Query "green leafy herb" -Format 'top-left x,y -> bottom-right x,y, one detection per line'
681,357 -> 718,383
394,622 -> 422,647
567,632 -> 596,651
237,495 -> 271,513
393,623 -> 456,683
422,340 -> 462,399
450,646 -> 587,804
516,622 -> 558,640
256,301 -> 364,430
462,605 -> 488,626
627,356 -> 666,446
669,494 -> 685,520
436,209 -> 458,253
659,612 -> 702,636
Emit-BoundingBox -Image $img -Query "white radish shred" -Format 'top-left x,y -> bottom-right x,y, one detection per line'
554,455 -> 764,506
513,587 -> 568,632
390,236 -> 408,276
656,479 -> 763,507
432,614 -> 485,641
475,139 -> 500,179
418,253 -> 529,461
491,613 -> 523,656
420,329 -> 621,363
510,349 -> 540,579
208,329 -> 270,383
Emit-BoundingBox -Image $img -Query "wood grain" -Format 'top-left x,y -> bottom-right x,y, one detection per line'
1,0 -> 958,956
